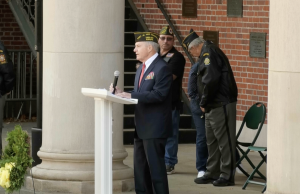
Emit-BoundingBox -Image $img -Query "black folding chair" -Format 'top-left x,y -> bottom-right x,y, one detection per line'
236,102 -> 267,192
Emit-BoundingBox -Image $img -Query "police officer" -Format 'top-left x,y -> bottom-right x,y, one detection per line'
0,41 -> 15,154
158,26 -> 186,174
182,29 -> 238,186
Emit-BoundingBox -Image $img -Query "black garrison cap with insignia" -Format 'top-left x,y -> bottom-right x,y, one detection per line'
159,26 -> 174,36
134,32 -> 159,43
182,29 -> 199,49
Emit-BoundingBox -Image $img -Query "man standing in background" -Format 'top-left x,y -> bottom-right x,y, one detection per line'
158,26 -> 186,175
183,29 -> 238,186
188,59 -> 208,179
0,41 -> 15,156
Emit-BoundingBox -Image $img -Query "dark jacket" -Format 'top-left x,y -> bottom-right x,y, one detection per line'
160,47 -> 186,110
131,55 -> 173,139
197,41 -> 238,110
0,41 -> 15,96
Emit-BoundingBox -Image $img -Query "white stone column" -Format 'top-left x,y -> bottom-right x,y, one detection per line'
26,1 -> 134,193
267,1 -> 300,193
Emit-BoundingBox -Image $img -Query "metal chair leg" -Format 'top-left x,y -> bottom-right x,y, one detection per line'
262,184 -> 267,193
236,147 -> 251,177
242,154 -> 266,190
244,153 -> 266,180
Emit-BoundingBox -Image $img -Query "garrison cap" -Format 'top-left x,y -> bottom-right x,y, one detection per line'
134,32 -> 159,43
182,29 -> 199,49
159,26 -> 174,36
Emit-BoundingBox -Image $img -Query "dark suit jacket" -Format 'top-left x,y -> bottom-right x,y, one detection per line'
131,55 -> 173,139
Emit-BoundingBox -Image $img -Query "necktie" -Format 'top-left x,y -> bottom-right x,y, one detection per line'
139,63 -> 146,87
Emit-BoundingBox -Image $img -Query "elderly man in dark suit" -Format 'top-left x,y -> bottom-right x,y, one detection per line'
112,32 -> 173,194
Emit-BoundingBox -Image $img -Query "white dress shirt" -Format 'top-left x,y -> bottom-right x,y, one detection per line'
144,53 -> 158,72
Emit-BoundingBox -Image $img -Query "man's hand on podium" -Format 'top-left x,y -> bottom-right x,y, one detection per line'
116,92 -> 131,99
109,83 -> 122,94
109,83 -> 131,99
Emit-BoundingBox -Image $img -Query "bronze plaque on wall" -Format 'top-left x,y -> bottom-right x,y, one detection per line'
227,0 -> 243,17
182,0 -> 197,17
203,31 -> 219,47
250,32 -> 266,58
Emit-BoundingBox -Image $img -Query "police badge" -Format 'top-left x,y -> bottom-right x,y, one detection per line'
204,58 -> 210,65
0,54 -> 6,64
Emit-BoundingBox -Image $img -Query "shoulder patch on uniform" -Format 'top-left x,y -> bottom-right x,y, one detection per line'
166,53 -> 174,58
204,58 -> 210,65
0,54 -> 7,64
203,53 -> 209,57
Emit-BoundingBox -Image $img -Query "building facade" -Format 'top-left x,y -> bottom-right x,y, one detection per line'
2,0 -> 299,193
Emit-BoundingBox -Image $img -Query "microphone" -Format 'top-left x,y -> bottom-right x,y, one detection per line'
112,70 -> 120,94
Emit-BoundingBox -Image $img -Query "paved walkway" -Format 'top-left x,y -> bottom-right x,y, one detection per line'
0,122 -> 267,194
118,145 -> 266,194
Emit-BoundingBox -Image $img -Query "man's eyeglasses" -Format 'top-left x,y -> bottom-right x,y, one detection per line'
159,37 -> 173,41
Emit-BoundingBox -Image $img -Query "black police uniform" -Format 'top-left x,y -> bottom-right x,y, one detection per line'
197,40 -> 238,184
0,41 -> 15,153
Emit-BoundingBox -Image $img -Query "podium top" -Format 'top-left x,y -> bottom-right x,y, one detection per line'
81,88 -> 138,105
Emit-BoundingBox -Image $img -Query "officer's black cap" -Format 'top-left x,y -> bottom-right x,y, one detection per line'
134,32 -> 159,43
182,29 -> 199,50
159,26 -> 174,36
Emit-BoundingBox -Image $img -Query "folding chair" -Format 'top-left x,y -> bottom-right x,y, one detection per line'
236,102 -> 267,191
242,148 -> 267,193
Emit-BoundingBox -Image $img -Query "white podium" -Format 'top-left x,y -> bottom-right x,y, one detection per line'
81,88 -> 138,194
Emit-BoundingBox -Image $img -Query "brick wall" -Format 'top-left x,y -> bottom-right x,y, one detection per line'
0,0 -> 269,121
0,0 -> 29,50
133,0 -> 269,122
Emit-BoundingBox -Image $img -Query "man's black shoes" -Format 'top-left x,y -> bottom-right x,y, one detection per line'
194,175 -> 216,184
212,177 -> 235,186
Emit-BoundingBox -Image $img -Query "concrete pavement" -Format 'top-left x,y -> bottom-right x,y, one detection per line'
0,122 -> 266,193
117,145 -> 266,194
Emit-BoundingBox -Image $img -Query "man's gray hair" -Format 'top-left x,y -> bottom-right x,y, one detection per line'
188,37 -> 205,50
145,41 -> 159,52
